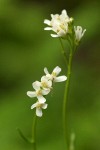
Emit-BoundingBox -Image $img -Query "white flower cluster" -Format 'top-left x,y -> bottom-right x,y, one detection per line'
44,10 -> 73,38
44,9 -> 86,42
27,66 -> 67,117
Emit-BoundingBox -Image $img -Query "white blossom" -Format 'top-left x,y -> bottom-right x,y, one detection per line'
74,26 -> 86,43
44,66 -> 67,82
31,101 -> 48,117
44,9 -> 73,38
27,67 -> 67,117
27,81 -> 50,103
41,76 -> 52,89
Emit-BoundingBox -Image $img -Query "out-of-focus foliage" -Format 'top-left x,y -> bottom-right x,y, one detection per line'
0,0 -> 100,150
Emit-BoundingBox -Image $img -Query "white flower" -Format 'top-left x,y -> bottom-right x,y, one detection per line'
44,9 -> 73,38
31,101 -> 48,117
41,76 -> 52,89
44,66 -> 67,82
74,26 -> 86,43
27,81 -> 50,103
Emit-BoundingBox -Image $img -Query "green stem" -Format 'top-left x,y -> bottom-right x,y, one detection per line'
69,133 -> 75,150
59,38 -> 68,65
63,49 -> 73,149
32,115 -> 37,150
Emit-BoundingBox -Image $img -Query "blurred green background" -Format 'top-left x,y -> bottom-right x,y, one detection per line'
0,0 -> 100,150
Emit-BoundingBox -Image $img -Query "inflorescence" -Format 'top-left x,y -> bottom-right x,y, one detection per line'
27,66 -> 67,117
44,9 -> 86,45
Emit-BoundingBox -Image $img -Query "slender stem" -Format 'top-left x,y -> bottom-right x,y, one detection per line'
32,115 -> 37,150
63,49 -> 73,149
59,38 -> 68,65
69,133 -> 75,150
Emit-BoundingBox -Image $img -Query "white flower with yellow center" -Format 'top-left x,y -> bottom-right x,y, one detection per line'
44,66 -> 67,82
74,26 -> 86,43
27,81 -> 50,103
44,9 -> 73,38
31,101 -> 48,117
41,76 -> 52,89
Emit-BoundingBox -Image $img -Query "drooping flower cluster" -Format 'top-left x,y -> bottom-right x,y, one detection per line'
27,66 -> 67,117
44,9 -> 86,44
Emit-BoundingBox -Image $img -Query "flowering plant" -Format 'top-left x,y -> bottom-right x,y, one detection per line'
18,9 -> 86,150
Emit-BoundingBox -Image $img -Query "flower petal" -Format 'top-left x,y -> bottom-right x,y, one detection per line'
27,91 -> 36,98
42,89 -> 50,95
44,19 -> 51,25
41,76 -> 48,82
44,67 -> 49,75
31,103 -> 37,109
36,108 -> 42,117
62,9 -> 67,16
45,74 -> 52,81
47,80 -> 52,87
51,34 -> 59,37
32,81 -> 41,90
42,103 -> 48,109
53,66 -> 61,75
82,29 -> 86,37
44,27 -> 52,30
37,95 -> 46,103
54,75 -> 67,82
